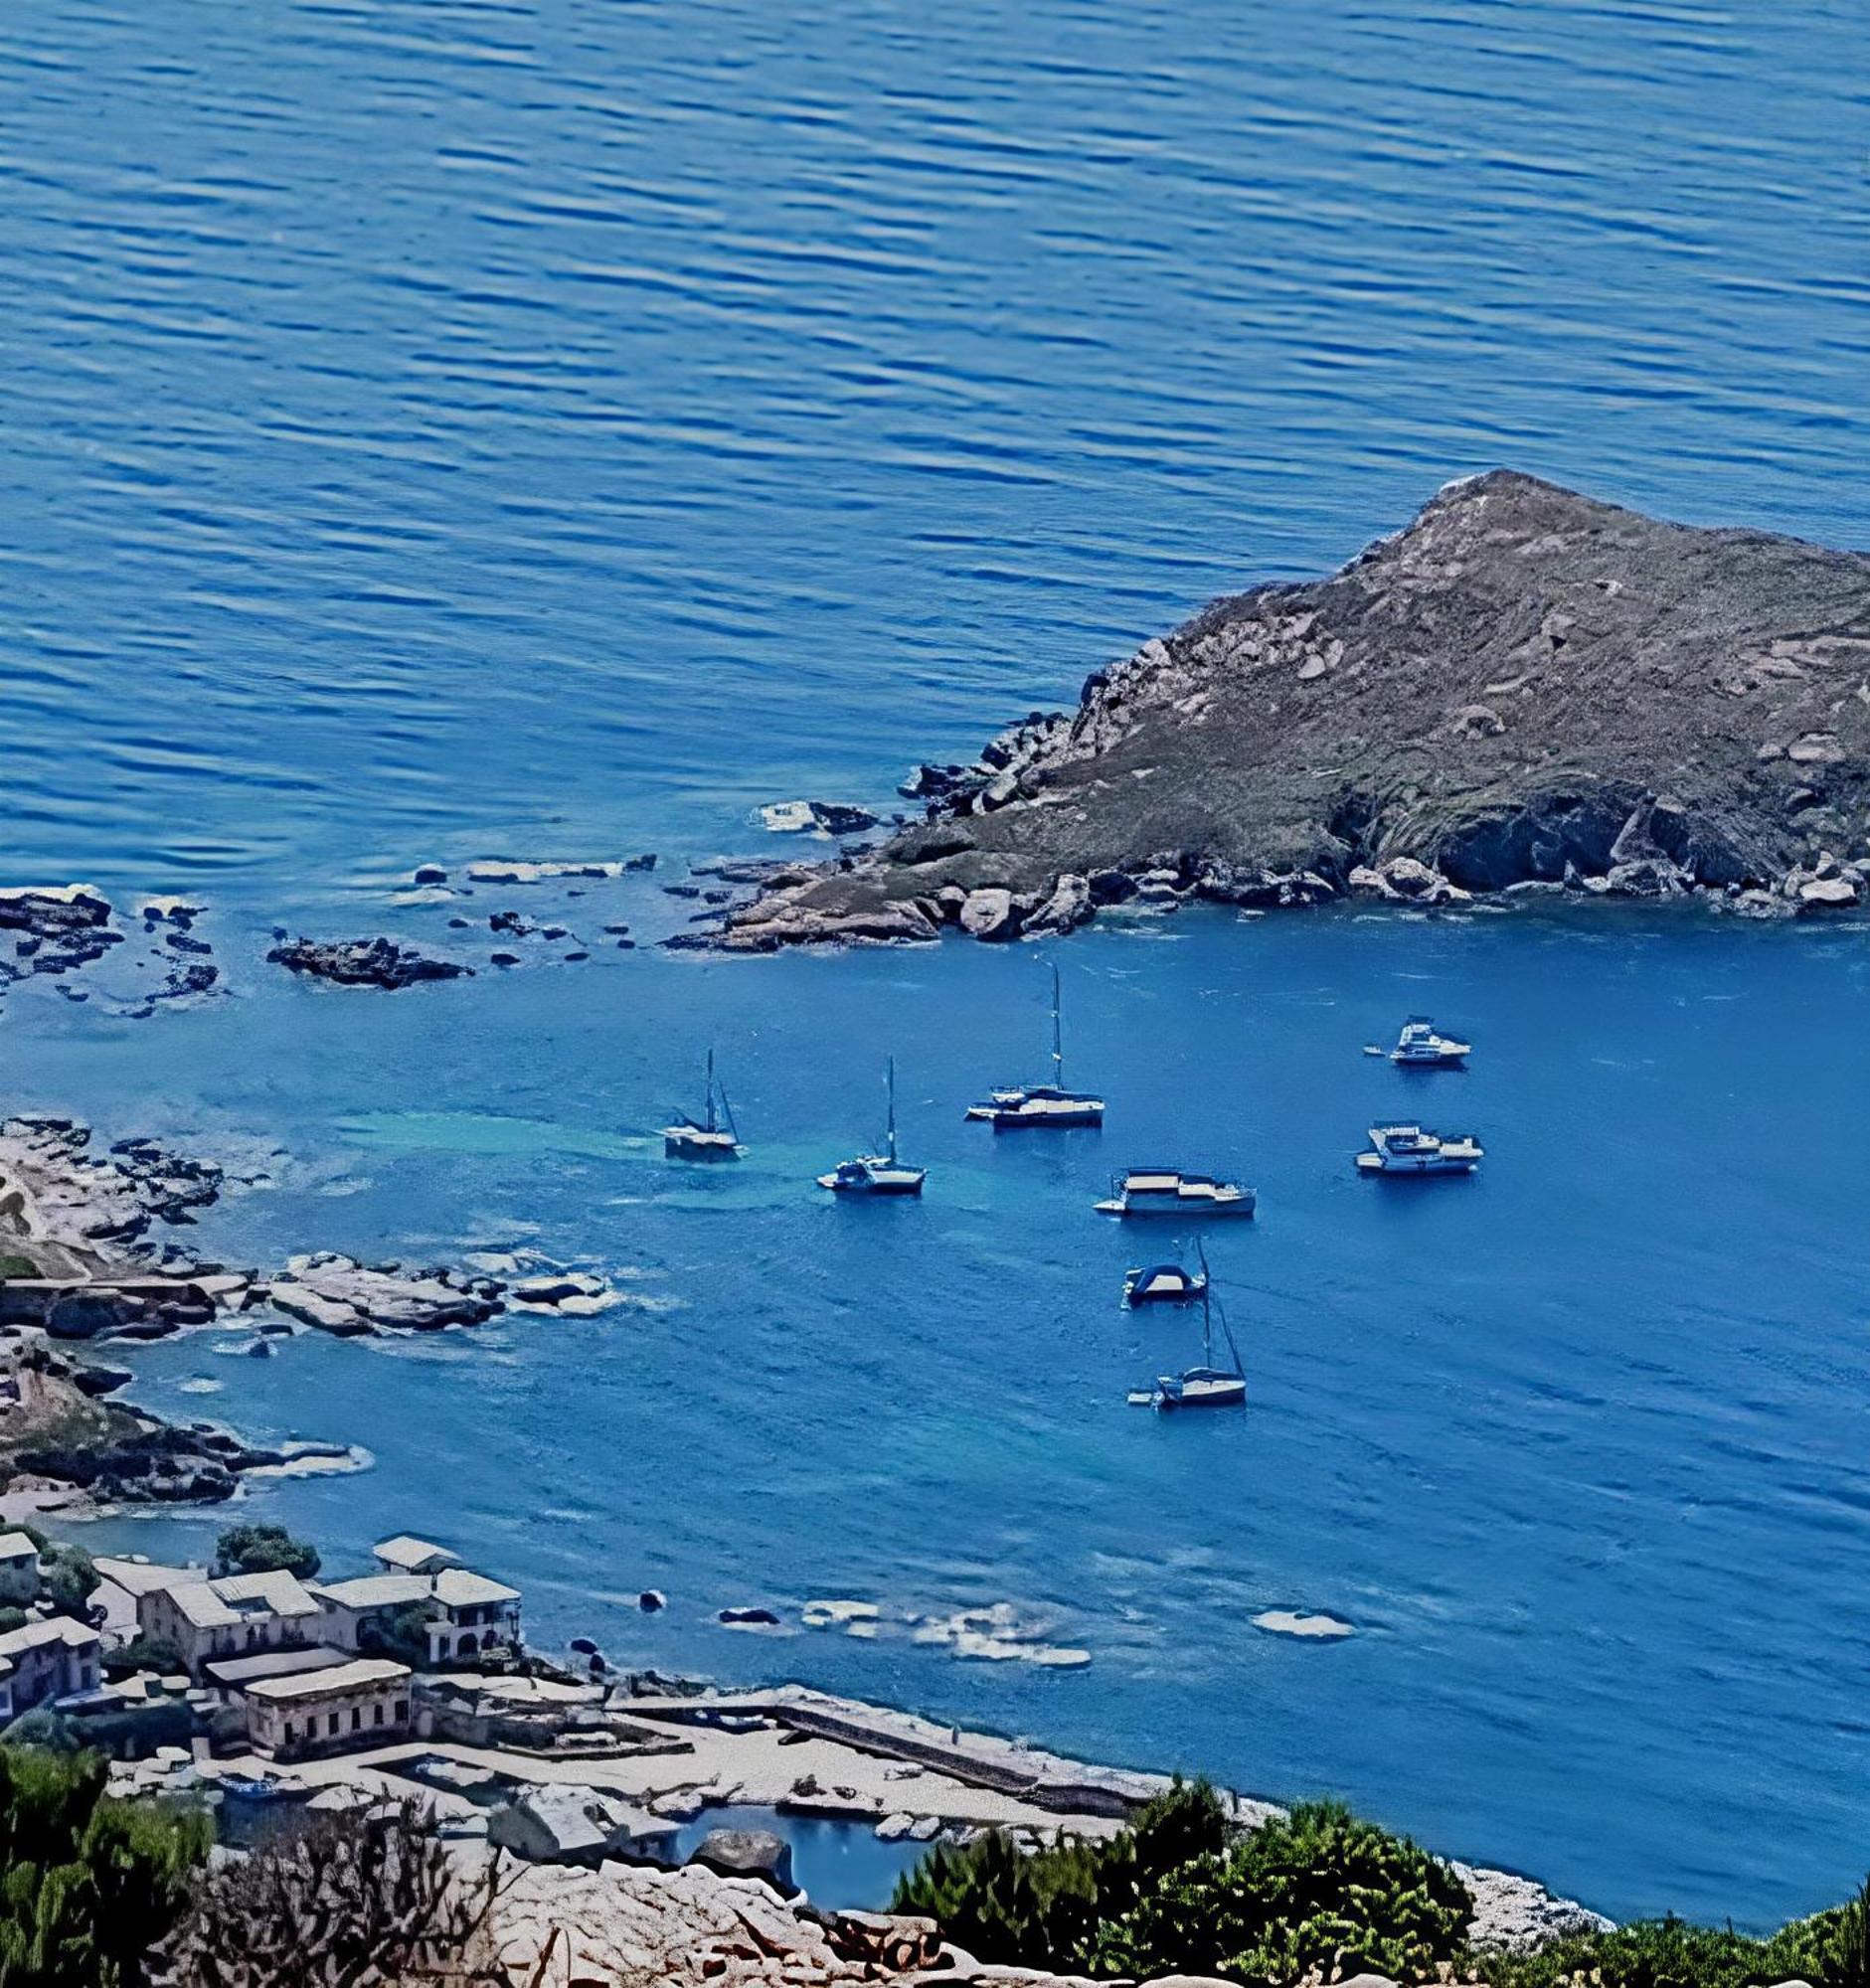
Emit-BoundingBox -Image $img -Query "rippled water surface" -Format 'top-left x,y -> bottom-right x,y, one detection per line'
3,0 -> 1869,1931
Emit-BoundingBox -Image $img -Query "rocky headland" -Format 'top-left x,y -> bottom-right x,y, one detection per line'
706,472 -> 1870,949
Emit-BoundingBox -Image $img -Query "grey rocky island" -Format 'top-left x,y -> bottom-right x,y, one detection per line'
712,472 -> 1870,949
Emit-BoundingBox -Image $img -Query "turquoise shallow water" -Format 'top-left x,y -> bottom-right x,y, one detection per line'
2,0 -> 1868,1933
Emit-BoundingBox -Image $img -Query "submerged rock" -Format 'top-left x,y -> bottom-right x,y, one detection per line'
267,936 -> 467,989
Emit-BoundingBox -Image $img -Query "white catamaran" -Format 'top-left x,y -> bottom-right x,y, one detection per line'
662,1049 -> 744,1160
817,1057 -> 927,1196
1096,1169 -> 1257,1219
1132,1242 -> 1246,1409
965,964 -> 1105,1129
1389,1015 -> 1471,1067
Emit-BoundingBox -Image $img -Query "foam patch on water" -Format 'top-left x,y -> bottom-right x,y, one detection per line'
177,1377 -> 224,1395
1252,1609 -> 1354,1641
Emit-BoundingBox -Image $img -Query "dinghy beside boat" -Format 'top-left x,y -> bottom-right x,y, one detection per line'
1133,1242 -> 1246,1409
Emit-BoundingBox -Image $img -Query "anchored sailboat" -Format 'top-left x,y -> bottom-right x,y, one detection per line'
1132,1242 -> 1246,1409
662,1049 -> 744,1160
965,964 -> 1105,1128
817,1057 -> 927,1196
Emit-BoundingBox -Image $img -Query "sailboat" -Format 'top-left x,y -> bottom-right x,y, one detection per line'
1133,1242 -> 1246,1409
964,964 -> 1105,1128
817,1057 -> 927,1196
662,1049 -> 744,1160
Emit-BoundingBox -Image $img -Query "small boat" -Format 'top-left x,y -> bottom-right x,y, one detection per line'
663,1049 -> 744,1160
1355,1123 -> 1482,1176
1135,1242 -> 1245,1409
1097,1169 -> 1256,1219
1388,1016 -> 1470,1067
965,964 -> 1105,1129
1122,1260 -> 1208,1306
817,1057 -> 927,1196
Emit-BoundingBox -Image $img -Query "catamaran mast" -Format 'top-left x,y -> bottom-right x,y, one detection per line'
1051,964 -> 1064,1086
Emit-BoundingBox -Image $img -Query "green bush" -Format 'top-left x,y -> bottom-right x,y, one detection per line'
0,1743 -> 208,1984
893,1783 -> 1469,1984
358,1601 -> 431,1668
38,1542 -> 95,1623
213,1523 -> 319,1581
101,1634 -> 185,1680
1481,1876 -> 1870,1988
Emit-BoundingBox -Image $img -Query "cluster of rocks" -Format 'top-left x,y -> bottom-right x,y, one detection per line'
0,886 -> 220,1015
12,1413 -> 305,1504
705,473 -> 1870,950
266,1253 -> 620,1336
0,1116 -> 225,1257
266,934 -> 467,989
760,800 -> 883,836
465,1853 -> 944,1988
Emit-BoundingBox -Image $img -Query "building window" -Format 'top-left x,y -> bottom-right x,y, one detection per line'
327,1712 -> 340,1736
393,1699 -> 409,1723
350,1707 -> 361,1731
283,1721 -> 295,1744
373,1703 -> 385,1726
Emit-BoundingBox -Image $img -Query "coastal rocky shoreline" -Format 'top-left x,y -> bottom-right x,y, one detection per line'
0,1113 -> 627,1507
698,472 -> 1870,951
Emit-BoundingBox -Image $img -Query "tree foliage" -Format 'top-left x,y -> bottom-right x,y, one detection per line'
212,1525 -> 319,1582
0,1744 -> 208,1986
893,1783 -> 1469,1985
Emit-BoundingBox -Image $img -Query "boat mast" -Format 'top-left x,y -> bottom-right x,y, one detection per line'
1051,963 -> 1064,1087
885,1056 -> 898,1165
1197,1238 -> 1213,1367
704,1048 -> 718,1134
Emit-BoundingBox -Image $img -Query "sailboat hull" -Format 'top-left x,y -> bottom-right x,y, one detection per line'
1156,1371 -> 1247,1408
971,1101 -> 1104,1129
664,1129 -> 742,1160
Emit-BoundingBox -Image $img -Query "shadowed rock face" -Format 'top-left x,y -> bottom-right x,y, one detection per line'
713,472 -> 1870,948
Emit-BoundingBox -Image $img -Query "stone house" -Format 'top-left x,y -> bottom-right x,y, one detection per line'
0,1617 -> 101,1719
238,1656 -> 414,1759
133,1567 -> 323,1676
310,1566 -> 522,1666
372,1535 -> 460,1576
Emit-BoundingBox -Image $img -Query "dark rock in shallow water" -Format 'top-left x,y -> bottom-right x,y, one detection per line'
413,864 -> 449,885
719,1605 -> 780,1627
267,936 -> 466,989
719,472 -> 1870,949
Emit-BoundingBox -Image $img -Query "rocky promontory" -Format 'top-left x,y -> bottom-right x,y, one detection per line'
712,472 -> 1870,948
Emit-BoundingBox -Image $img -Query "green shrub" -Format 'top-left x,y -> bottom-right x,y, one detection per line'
0,1743 -> 208,1984
38,1542 -> 95,1623
894,1783 -> 1468,1984
213,1523 -> 319,1581
0,1607 -> 27,1636
0,1253 -> 39,1280
101,1634 -> 185,1680
358,1601 -> 431,1668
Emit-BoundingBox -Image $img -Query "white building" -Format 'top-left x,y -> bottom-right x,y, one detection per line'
310,1566 -> 521,1666
0,1618 -> 101,1720
0,1533 -> 41,1607
240,1656 -> 414,1760
131,1567 -> 323,1677
372,1536 -> 460,1576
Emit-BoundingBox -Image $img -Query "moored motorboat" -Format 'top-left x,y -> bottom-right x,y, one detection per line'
1354,1123 -> 1482,1175
817,1057 -> 927,1196
1097,1169 -> 1256,1218
663,1049 -> 744,1160
965,964 -> 1104,1128
1389,1015 -> 1470,1067
1122,1260 -> 1208,1306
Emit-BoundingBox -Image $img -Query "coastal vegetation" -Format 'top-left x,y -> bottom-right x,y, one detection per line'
0,1745 -> 207,1985
894,1783 -> 1469,1984
212,1522 -> 320,1581
896,1782 -> 1870,1987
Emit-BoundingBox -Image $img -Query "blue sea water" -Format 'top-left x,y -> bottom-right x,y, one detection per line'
2,0 -> 1869,1933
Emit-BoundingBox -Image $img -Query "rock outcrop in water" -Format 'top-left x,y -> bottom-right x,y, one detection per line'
266,934 -> 468,988
711,473 -> 1870,948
